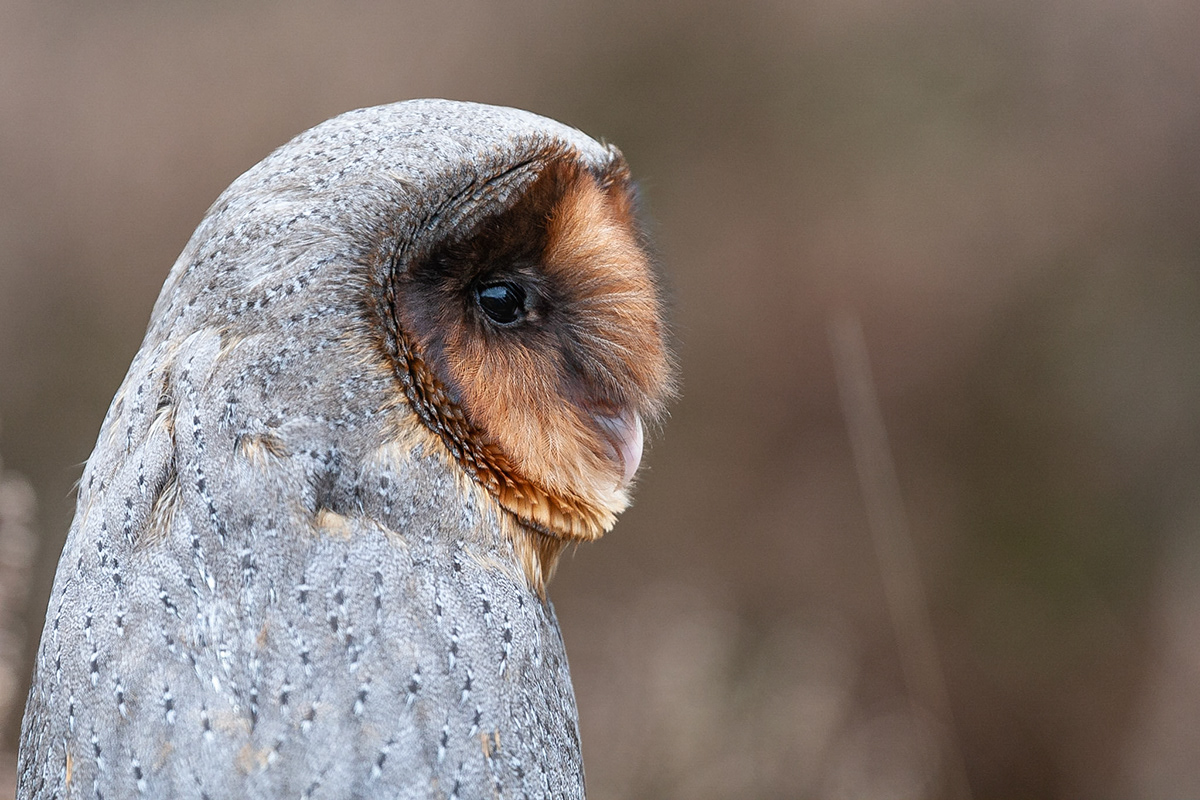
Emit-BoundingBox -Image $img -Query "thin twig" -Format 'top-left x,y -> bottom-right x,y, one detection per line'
829,312 -> 973,800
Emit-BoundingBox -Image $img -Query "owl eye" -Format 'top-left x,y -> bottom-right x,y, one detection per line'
476,282 -> 528,326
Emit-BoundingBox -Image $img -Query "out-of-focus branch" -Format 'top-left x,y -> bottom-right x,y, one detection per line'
829,312 -> 973,800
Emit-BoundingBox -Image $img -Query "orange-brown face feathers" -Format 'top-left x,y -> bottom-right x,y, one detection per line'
381,150 -> 673,577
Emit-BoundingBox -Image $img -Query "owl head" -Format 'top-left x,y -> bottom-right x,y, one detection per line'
148,100 -> 674,590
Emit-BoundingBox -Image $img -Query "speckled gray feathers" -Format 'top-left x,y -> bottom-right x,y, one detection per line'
18,100 -> 620,799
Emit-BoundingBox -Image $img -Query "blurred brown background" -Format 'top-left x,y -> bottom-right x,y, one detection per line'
2,0 -> 1200,797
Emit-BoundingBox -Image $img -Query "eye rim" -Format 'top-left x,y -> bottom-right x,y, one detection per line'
475,281 -> 529,326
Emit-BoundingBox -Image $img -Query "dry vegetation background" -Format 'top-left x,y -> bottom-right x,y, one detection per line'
2,0 -> 1200,797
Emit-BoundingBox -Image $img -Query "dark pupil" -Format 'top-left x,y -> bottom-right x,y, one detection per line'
476,282 -> 526,325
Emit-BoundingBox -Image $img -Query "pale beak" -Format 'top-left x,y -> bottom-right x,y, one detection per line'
595,410 -> 644,486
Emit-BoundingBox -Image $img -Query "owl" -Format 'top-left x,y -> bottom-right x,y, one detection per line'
18,100 -> 672,799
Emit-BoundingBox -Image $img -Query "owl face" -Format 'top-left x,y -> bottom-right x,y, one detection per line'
382,150 -> 672,545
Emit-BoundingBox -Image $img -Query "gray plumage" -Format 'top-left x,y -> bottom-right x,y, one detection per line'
18,100 -> 657,799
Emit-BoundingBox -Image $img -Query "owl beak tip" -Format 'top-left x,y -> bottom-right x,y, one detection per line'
595,409 -> 643,487
621,413 -> 644,485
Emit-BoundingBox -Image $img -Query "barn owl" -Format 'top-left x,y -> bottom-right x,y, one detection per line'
18,100 -> 672,799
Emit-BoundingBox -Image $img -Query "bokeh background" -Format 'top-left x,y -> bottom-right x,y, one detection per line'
2,0 -> 1200,797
